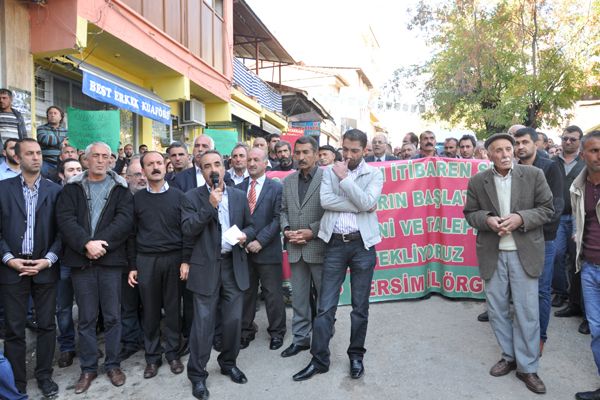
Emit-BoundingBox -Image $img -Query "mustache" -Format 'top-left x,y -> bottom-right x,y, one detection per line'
151,169 -> 161,174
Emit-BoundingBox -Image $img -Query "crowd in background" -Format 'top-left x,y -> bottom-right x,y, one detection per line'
1,84 -> 600,400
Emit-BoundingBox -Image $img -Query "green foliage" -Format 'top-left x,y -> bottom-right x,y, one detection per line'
401,0 -> 599,137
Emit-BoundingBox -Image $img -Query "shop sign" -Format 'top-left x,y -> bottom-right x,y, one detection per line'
291,121 -> 320,136
82,71 -> 171,125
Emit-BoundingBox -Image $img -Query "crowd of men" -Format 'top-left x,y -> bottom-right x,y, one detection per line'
1,84 -> 600,399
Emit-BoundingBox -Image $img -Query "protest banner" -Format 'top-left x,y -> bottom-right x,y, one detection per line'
67,108 -> 120,153
268,157 -> 490,305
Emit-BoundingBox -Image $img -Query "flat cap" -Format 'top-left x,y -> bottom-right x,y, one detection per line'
484,133 -> 515,150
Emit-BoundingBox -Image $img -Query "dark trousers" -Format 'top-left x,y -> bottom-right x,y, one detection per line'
138,253 -> 181,363
0,278 -> 56,393
310,238 -> 376,370
56,265 -> 75,353
187,257 -> 243,383
121,272 -> 143,352
71,266 -> 122,373
180,283 -> 194,338
241,261 -> 286,341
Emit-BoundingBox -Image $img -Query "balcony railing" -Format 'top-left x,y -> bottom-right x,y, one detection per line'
233,58 -> 282,113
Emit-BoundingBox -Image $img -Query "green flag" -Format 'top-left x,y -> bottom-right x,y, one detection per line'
67,108 -> 120,153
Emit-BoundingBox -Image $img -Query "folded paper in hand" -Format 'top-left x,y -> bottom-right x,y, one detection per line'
223,224 -> 244,246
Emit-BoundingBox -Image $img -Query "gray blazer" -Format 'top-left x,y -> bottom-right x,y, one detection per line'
280,168 -> 326,264
463,164 -> 554,280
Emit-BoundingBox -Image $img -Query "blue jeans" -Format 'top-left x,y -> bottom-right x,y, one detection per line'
553,215 -> 572,297
56,265 -> 76,353
0,353 -> 27,400
310,238 -> 376,369
539,240 -> 556,342
581,261 -> 600,375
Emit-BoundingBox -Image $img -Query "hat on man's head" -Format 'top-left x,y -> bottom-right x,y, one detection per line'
484,133 -> 515,150
319,145 -> 337,154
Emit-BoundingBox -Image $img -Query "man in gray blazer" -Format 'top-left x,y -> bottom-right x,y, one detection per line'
464,133 -> 554,395
279,136 -> 326,358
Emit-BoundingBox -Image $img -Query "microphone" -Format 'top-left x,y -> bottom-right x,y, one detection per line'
210,172 -> 220,189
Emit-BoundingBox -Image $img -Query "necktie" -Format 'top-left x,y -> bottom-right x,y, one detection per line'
248,179 -> 257,214
377,157 -> 381,162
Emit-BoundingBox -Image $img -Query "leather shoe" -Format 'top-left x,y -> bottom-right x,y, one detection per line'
350,360 -> 364,379
555,305 -> 582,318
477,311 -> 489,322
192,380 -> 210,400
74,372 -> 97,394
144,363 -> 161,379
107,367 -> 126,387
552,294 -> 566,307
58,351 -> 76,368
169,358 -> 184,374
270,337 -> 284,350
293,363 -> 327,381
580,320 -> 591,335
516,372 -> 546,394
281,343 -> 309,358
489,359 -> 517,377
221,366 -> 247,384
38,378 -> 59,397
576,388 -> 600,400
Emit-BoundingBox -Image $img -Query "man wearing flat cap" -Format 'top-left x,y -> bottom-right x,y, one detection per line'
464,133 -> 554,395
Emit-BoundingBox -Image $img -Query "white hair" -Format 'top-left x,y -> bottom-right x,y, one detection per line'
84,142 -> 112,157
194,135 -> 215,150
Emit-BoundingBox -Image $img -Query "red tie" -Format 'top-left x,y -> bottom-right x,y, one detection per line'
248,179 -> 257,214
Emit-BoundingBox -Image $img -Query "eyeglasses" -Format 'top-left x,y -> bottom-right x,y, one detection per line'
561,136 -> 579,143
127,172 -> 144,178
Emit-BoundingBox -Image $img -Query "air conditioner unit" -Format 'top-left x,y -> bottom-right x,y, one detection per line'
182,99 -> 206,126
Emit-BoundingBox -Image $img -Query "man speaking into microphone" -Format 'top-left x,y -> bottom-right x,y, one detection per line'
181,150 -> 255,400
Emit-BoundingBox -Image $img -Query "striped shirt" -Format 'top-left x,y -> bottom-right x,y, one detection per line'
0,111 -> 19,147
332,160 -> 365,234
1,175 -> 58,265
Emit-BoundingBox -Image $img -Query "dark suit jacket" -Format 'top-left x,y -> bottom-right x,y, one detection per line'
172,166 -> 234,193
236,177 -> 282,264
526,156 -> 564,240
463,164 -> 554,280
0,176 -> 61,284
365,154 -> 399,162
181,185 -> 255,295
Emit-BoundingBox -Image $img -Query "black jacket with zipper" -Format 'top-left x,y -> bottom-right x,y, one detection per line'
56,170 -> 133,268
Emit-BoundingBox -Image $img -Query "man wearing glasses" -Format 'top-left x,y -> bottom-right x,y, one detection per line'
553,126 -> 589,334
364,134 -> 398,162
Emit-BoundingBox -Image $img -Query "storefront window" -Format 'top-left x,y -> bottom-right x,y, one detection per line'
120,110 -> 135,149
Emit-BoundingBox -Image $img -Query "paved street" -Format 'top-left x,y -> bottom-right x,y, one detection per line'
13,295 -> 597,400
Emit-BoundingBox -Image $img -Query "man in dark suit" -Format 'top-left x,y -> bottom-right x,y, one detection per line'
237,147 -> 286,350
514,128 -> 564,355
172,135 -> 234,193
0,138 -> 61,397
364,134 -> 398,162
173,135 -> 233,352
464,133 -> 553,395
182,150 -> 255,400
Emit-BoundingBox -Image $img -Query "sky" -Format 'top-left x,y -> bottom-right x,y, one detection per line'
245,0 -> 432,88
